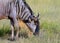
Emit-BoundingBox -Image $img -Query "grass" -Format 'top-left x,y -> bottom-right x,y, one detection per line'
0,0 -> 60,43
0,19 -> 10,36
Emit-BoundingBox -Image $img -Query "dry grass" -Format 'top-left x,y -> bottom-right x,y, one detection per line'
0,0 -> 60,43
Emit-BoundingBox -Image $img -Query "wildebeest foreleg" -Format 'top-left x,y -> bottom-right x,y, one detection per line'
13,18 -> 19,39
8,2 -> 19,40
8,16 -> 19,40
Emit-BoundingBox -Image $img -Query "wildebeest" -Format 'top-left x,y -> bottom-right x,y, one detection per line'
0,0 -> 40,41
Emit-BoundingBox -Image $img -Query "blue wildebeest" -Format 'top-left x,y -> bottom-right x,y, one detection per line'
16,0 -> 40,35
0,0 -> 19,41
0,0 -> 40,41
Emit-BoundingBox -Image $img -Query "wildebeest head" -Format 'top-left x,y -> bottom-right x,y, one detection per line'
32,13 -> 40,35
27,13 -> 40,35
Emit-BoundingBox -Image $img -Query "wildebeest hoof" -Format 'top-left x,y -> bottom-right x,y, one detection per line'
8,37 -> 15,41
15,36 -> 19,40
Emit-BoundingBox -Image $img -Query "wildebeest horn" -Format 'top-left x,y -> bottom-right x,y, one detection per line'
37,13 -> 40,20
37,13 -> 39,17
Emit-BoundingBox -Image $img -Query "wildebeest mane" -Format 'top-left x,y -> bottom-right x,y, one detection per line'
22,0 -> 34,15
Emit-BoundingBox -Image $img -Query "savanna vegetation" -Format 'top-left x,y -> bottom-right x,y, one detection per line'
0,0 -> 60,43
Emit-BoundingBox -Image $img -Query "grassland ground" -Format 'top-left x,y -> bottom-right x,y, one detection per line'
0,0 -> 60,43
